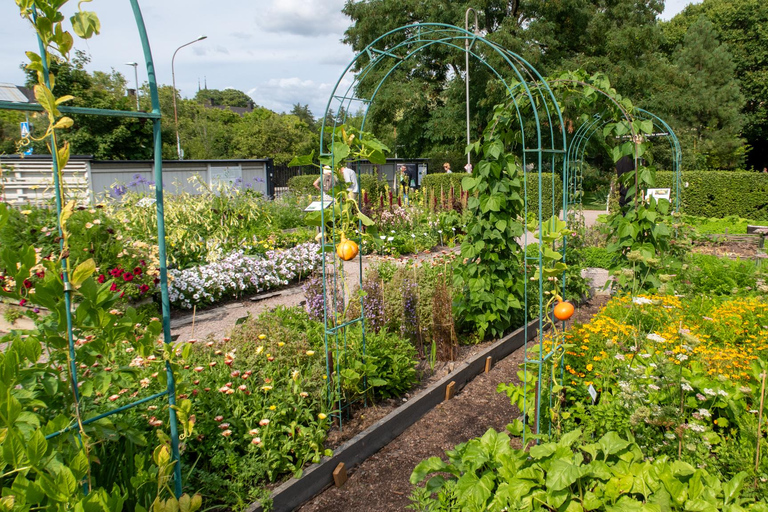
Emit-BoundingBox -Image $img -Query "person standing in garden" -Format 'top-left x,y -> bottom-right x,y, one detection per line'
443,162 -> 452,173
313,165 -> 335,201
340,165 -> 359,202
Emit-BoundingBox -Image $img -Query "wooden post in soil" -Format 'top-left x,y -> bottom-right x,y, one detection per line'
756,371 -> 767,486
445,381 -> 456,401
333,463 -> 348,487
485,356 -> 493,373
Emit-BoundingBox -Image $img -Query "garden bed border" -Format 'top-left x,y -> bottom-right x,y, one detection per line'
246,315 -> 543,512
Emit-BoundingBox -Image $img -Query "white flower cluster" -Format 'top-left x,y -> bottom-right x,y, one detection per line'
168,243 -> 322,309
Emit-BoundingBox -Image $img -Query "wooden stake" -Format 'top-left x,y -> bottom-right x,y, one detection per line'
445,381 -> 456,401
756,371 -> 767,484
485,356 -> 493,373
333,462 -> 348,487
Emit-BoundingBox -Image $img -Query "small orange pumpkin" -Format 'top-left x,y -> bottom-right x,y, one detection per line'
553,301 -> 575,321
336,234 -> 359,261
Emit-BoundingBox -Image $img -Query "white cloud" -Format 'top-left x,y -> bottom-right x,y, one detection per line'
248,75 -> 355,117
255,0 -> 348,37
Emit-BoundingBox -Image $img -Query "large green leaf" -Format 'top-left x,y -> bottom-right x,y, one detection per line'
546,459 -> 582,491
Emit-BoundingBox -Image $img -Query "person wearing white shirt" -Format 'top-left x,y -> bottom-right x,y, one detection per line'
340,166 -> 359,202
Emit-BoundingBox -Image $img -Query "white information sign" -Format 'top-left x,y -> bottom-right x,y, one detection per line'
20,122 -> 30,138
645,188 -> 671,202
209,165 -> 242,186
303,199 -> 334,212
588,384 -> 598,403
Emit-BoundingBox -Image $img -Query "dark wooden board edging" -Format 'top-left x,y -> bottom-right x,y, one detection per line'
246,316 -> 543,512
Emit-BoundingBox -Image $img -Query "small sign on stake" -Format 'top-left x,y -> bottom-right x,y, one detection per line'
645,188 -> 671,202
588,384 -> 598,404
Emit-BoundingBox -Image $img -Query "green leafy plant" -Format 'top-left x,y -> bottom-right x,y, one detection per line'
409,427 -> 768,511
454,103 -> 527,340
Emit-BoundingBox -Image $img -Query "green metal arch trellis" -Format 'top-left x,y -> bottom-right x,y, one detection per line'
565,108 -> 683,215
317,22 -> 569,436
0,1 -> 183,497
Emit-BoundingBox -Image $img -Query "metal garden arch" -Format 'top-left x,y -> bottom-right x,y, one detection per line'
0,1 -> 184,496
316,22 -> 569,436
565,108 -> 682,216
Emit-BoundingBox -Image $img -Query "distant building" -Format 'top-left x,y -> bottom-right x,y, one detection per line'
201,98 -> 256,116
0,83 -> 35,104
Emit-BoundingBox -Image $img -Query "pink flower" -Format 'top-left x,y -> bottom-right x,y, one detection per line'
259,419 -> 270,426
194,367 -> 204,372
214,416 -> 224,422
238,385 -> 247,391
251,437 -> 261,445
108,395 -> 119,401
249,428 -> 259,435
221,430 -> 232,437
218,423 -> 230,429
209,362 -> 217,367
231,370 -> 241,377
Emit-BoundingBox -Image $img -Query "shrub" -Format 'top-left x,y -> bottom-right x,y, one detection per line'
421,172 -> 564,219
656,170 -> 768,220
288,172 -> 386,200
287,175 -> 318,196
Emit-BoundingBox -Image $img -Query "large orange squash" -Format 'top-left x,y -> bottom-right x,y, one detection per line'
336,234 -> 359,261
553,301 -> 575,321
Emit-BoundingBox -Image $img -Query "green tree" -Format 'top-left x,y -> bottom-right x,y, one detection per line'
651,16 -> 745,169
194,88 -> 253,108
663,0 -> 768,168
290,103 -> 315,129
231,109 -> 316,164
22,51 -> 154,159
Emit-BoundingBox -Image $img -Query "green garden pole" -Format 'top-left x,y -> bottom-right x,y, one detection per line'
130,0 -> 183,497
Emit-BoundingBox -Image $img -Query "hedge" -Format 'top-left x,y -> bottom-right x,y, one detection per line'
656,171 -> 768,220
287,173 -> 386,200
420,172 -> 564,219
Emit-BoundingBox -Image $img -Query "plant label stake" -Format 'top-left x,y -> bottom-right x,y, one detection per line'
588,384 -> 598,404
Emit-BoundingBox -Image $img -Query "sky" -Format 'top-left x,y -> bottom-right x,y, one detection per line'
0,0 -> 697,119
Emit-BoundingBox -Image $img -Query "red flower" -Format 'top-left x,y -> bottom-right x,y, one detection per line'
119,291 -> 124,298
140,260 -> 146,267
139,284 -> 150,294
110,282 -> 118,292
134,267 -> 143,276
19,298 -> 27,306
23,279 -> 32,289
123,273 -> 134,282
97,274 -> 106,283
153,277 -> 160,285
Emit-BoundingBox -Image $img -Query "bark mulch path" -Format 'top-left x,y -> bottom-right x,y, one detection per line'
297,296 -> 608,512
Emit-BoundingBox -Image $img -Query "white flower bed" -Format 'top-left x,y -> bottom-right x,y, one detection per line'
168,242 -> 322,309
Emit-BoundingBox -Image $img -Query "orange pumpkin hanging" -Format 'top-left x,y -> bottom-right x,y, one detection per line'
336,234 -> 359,261
553,301 -> 575,321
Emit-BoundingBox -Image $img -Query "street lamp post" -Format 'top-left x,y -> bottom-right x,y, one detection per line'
171,35 -> 207,160
125,62 -> 140,110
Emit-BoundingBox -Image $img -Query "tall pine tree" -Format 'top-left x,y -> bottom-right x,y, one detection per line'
653,16 -> 745,169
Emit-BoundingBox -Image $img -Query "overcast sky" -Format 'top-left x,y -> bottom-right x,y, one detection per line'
0,0 -> 697,118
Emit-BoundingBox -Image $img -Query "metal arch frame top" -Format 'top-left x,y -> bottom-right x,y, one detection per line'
317,22 -> 568,438
0,0 -> 183,497
564,108 -> 682,215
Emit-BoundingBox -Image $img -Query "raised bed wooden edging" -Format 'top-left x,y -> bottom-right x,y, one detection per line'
246,316 -> 544,512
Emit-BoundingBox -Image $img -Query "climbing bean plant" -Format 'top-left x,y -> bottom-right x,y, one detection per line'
454,103 -> 526,340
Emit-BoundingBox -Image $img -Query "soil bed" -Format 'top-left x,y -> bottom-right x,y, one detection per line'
296,296 -> 608,512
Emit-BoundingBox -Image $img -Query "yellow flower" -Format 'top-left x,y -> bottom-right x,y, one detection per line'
269,405 -> 276,411
258,334 -> 267,340
20,210 -> 31,215
306,350 -> 315,356
256,346 -> 264,355
278,342 -> 285,347
261,385 -> 272,392
318,413 -> 327,420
